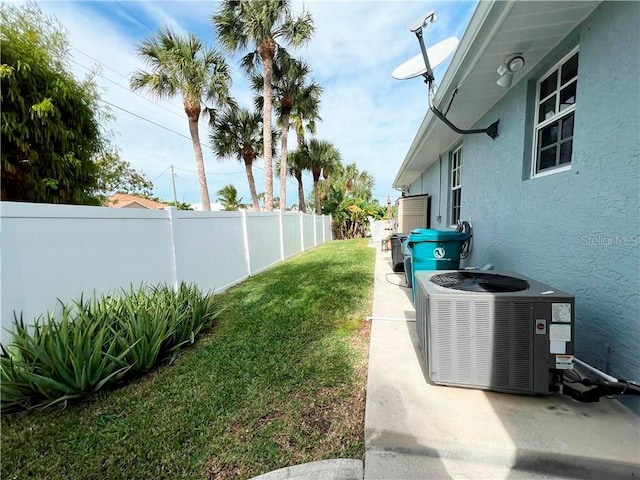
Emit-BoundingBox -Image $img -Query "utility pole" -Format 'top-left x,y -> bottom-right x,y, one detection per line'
171,164 -> 178,207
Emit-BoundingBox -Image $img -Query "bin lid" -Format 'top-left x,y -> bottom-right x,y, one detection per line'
408,228 -> 470,243
401,239 -> 411,255
391,232 -> 409,239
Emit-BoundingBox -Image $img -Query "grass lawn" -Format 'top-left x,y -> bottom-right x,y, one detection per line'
1,239 -> 375,480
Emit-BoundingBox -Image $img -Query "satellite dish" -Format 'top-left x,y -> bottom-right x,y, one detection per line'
408,11 -> 436,33
392,36 -> 459,80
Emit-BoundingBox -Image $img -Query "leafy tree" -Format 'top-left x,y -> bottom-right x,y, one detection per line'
322,190 -> 382,239
158,200 -> 193,210
320,162 -> 380,239
210,106 -> 276,211
131,29 -> 234,211
94,147 -> 153,199
213,0 -> 314,211
1,2 -> 105,205
216,184 -> 244,211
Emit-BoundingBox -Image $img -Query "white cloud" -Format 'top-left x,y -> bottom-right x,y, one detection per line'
137,1 -> 187,36
35,0 -> 476,206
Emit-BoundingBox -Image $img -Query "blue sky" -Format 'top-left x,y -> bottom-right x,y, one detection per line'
37,0 -> 477,208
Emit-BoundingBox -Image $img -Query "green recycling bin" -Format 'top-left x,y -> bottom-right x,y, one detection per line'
407,229 -> 471,303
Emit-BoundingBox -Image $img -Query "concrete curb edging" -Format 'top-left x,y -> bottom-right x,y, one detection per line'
249,459 -> 363,480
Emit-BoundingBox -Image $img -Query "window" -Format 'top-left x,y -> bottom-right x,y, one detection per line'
533,49 -> 578,175
450,146 -> 462,225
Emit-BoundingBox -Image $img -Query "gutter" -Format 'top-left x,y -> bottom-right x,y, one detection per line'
392,0 -> 515,189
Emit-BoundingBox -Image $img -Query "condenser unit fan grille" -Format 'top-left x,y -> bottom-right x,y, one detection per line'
431,272 -> 530,293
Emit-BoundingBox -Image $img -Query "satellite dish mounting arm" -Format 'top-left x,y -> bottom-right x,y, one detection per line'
412,17 -> 499,140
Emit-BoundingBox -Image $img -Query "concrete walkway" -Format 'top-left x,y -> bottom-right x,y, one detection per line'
364,244 -> 640,479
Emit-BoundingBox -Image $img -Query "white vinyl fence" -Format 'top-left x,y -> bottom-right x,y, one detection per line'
0,202 -> 332,344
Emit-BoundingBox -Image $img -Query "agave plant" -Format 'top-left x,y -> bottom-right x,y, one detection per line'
166,283 -> 222,354
1,283 -> 221,412
1,299 -> 134,411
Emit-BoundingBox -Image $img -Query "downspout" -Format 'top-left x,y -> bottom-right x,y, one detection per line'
437,155 -> 443,224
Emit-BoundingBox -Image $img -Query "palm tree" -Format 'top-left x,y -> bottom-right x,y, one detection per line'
210,106 -> 274,211
307,139 -> 341,213
252,52 -> 316,211
212,0 -> 314,211
291,77 -> 322,151
289,78 -> 322,214
342,163 -> 359,198
320,152 -> 343,203
354,170 -> 375,200
331,162 -> 375,200
131,29 -> 234,211
262,60 -> 321,213
344,164 -> 374,200
287,146 -> 310,212
216,184 -> 244,211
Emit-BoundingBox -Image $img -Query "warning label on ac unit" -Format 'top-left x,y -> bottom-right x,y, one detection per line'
555,355 -> 574,370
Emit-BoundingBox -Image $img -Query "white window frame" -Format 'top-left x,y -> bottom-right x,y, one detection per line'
450,146 -> 462,226
531,47 -> 579,178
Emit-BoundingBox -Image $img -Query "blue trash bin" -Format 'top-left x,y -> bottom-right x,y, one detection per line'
408,229 -> 471,303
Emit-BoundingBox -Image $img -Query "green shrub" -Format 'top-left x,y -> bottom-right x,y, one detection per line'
1,283 -> 221,413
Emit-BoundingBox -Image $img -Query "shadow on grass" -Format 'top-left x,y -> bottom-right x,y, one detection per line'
1,239 -> 375,480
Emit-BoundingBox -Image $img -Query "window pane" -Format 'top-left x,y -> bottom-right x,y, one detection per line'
452,189 -> 461,224
559,140 -> 573,164
560,82 -> 576,110
538,95 -> 556,121
540,123 -> 558,148
540,71 -> 558,99
539,146 -> 557,171
561,53 -> 579,85
561,113 -> 574,140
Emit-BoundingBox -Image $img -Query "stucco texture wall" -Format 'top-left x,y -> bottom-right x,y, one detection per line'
414,2 -> 639,405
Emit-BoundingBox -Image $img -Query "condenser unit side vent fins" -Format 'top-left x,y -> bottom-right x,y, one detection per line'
473,301 -> 492,385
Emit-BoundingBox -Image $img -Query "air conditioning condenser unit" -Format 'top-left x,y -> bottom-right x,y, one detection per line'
415,270 -> 575,395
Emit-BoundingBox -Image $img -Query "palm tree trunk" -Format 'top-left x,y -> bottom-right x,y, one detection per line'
313,177 -> 320,213
261,46 -> 275,212
322,173 -> 331,204
295,170 -> 305,213
243,157 -> 260,212
279,112 -> 291,211
294,127 -> 306,212
295,123 -> 305,149
294,128 -> 306,213
186,112 -> 211,211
